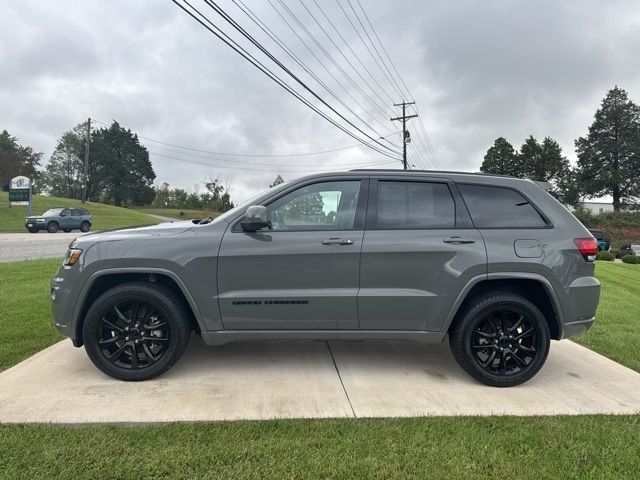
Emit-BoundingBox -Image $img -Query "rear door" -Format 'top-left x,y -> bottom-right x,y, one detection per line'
358,176 -> 487,331
217,177 -> 368,330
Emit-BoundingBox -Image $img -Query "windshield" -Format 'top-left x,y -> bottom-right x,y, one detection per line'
42,209 -> 63,217
209,181 -> 294,225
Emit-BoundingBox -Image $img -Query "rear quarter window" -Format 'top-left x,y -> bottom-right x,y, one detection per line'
458,184 -> 547,228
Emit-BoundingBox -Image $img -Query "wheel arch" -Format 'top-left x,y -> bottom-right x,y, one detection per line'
73,268 -> 205,347
444,273 -> 564,340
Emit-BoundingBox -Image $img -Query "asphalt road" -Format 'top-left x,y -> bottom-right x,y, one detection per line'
0,232 -> 90,262
1,339 -> 639,423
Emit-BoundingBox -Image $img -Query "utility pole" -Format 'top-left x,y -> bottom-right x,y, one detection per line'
390,101 -> 417,170
82,117 -> 91,203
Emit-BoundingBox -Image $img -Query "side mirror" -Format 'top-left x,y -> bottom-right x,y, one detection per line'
60,211 -> 67,217
240,205 -> 270,232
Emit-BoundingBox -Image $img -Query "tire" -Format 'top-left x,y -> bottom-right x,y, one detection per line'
83,281 -> 191,381
47,221 -> 59,233
63,229 -> 72,233
80,221 -> 91,232
27,227 -> 38,233
449,291 -> 550,387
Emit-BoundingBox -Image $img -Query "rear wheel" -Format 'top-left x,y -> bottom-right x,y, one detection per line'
83,282 -> 191,381
47,222 -> 58,233
449,291 -> 550,387
80,221 -> 91,232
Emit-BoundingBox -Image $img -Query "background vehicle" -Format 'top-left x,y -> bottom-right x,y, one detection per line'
26,207 -> 92,233
616,244 -> 640,258
51,171 -> 600,387
588,229 -> 611,251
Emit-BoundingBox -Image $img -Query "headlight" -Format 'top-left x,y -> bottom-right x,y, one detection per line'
36,218 -> 46,223
63,248 -> 82,266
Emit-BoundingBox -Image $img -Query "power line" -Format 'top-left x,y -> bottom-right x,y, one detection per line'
93,118 -> 398,158
252,0 -> 395,138
149,150 -> 397,172
171,0 -> 400,160
196,0 -> 401,157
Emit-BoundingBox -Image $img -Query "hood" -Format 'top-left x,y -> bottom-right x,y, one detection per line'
74,220 -> 195,244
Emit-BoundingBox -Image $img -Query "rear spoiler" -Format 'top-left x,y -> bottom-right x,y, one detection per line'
532,180 -> 553,191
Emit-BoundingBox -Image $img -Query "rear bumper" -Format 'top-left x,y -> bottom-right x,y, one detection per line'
559,276 -> 601,339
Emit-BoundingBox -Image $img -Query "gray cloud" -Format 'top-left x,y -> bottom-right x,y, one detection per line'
2,0 -> 640,202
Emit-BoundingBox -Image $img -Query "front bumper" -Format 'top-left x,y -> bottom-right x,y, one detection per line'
50,269 -> 82,346
25,221 -> 47,230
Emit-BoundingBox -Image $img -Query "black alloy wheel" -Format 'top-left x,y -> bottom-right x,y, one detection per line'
470,306 -> 538,376
97,300 -> 172,370
83,282 -> 191,381
449,292 -> 550,387
47,221 -> 58,233
80,221 -> 90,232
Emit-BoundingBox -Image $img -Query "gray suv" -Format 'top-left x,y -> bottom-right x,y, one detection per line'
51,171 -> 601,386
26,207 -> 92,233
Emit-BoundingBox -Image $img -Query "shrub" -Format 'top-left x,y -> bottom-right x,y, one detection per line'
622,254 -> 640,264
596,251 -> 614,261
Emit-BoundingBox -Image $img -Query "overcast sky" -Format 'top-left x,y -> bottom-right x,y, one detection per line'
2,0 -> 640,202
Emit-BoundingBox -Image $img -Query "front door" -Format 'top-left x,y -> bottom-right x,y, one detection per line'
358,178 -> 487,331
217,178 -> 367,330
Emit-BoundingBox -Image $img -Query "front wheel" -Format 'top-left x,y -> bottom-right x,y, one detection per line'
449,292 -> 550,387
47,222 -> 58,233
83,282 -> 191,381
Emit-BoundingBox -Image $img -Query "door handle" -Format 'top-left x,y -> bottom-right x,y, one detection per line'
443,236 -> 476,244
322,238 -> 354,246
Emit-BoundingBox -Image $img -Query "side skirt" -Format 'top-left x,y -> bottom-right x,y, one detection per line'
201,330 -> 446,346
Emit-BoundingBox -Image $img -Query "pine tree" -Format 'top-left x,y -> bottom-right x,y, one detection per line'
575,86 -> 640,211
480,137 -> 519,176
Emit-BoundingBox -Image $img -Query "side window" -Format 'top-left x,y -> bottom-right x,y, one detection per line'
458,184 -> 547,228
70,209 -> 80,216
267,181 -> 361,231
374,181 -> 456,229
61,208 -> 70,216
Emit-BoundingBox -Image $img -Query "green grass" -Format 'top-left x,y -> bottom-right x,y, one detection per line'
574,262 -> 640,371
0,258 -> 62,371
1,416 -> 639,479
133,207 -> 221,220
0,192 -> 158,232
1,260 -> 640,478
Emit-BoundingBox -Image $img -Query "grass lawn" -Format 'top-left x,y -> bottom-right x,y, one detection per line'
1,259 -> 639,479
0,192 -> 158,232
133,207 -> 221,220
1,416 -> 639,479
0,258 -> 62,371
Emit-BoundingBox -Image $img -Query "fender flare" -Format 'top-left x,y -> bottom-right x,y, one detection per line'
72,267 -> 207,341
441,272 -> 565,338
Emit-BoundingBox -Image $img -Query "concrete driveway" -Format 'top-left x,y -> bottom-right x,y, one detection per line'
1,339 -> 640,423
0,232 -> 89,262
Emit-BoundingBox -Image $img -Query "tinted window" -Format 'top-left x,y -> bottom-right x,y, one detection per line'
267,181 -> 361,231
375,181 -> 455,229
80,208 -> 90,215
458,184 -> 546,228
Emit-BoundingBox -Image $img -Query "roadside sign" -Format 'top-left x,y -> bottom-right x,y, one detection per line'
9,175 -> 32,214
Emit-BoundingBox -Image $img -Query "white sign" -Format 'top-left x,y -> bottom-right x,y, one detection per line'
10,176 -> 31,189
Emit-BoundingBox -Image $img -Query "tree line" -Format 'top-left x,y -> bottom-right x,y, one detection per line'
481,87 -> 640,211
1,120 -> 235,212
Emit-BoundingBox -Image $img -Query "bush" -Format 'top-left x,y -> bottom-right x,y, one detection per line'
622,254 -> 640,264
596,251 -> 614,261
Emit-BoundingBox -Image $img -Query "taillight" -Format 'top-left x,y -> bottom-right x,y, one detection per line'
574,238 -> 598,261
